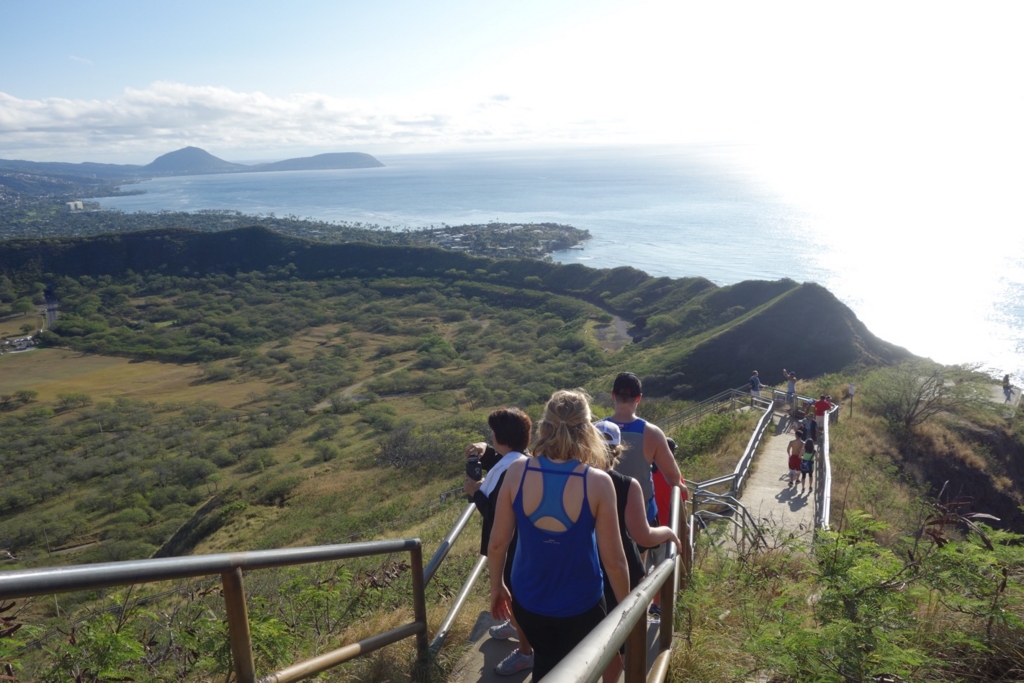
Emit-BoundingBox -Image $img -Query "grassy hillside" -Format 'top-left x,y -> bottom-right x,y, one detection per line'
0,226 -> 912,397
0,226 -> 957,681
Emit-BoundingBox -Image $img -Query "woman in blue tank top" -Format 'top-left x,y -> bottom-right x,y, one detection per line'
488,389 -> 630,680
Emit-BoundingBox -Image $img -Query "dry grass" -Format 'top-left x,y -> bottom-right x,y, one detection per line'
0,312 -> 45,338
670,410 -> 760,485
0,348 -> 275,407
826,412 -> 922,536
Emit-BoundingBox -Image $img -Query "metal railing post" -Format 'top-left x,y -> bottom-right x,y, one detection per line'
430,555 -> 488,652
221,568 -> 256,683
624,616 -> 647,683
422,503 -> 475,586
660,491 -> 680,655
679,516 -> 691,585
409,542 -> 429,663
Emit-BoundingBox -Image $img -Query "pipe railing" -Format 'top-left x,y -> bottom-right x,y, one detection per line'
661,386 -> 750,430
814,404 -> 840,530
0,540 -> 429,683
422,501 -> 476,585
421,500 -> 490,653
680,396 -> 774,501
429,555 -> 488,653
690,491 -> 766,552
545,486 -> 685,683
732,398 -> 775,494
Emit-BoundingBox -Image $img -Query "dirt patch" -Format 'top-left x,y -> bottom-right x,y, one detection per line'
592,315 -> 632,352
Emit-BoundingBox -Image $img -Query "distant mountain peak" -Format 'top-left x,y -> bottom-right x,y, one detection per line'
144,147 -> 245,175
254,152 -> 384,172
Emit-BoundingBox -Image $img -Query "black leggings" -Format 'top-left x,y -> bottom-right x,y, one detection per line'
511,595 -> 606,681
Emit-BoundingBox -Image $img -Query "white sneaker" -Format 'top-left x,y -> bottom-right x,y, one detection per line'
495,648 -> 534,676
488,619 -> 517,640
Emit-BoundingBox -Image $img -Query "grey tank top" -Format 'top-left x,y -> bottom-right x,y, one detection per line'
608,417 -> 655,501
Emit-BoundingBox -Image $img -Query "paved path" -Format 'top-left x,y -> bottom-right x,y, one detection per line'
736,415 -> 815,542
449,609 -> 663,683
987,384 -> 1021,410
448,611 -> 532,683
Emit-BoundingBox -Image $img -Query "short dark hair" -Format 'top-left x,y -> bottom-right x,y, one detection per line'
488,407 -> 532,452
613,372 -> 642,399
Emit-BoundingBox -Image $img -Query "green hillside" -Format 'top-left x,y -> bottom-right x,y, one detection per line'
0,226 -> 912,398
8,226 -> 1011,682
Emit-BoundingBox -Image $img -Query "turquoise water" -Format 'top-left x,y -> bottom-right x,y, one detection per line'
97,146 -> 1024,380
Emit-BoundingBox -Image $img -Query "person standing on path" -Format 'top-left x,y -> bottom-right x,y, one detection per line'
463,408 -> 534,676
1004,374 -> 1013,402
813,394 -> 832,422
800,438 -> 816,493
594,420 -> 681,683
787,433 -> 804,488
488,390 -> 629,681
749,370 -> 762,400
807,413 -> 819,443
605,372 -> 683,528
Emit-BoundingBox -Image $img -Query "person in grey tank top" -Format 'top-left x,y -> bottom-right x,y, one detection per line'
605,372 -> 683,528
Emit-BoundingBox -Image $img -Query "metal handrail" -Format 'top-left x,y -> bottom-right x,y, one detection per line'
429,555 -> 488,652
690,473 -> 736,491
660,386 -> 749,429
814,404 -> 839,530
733,399 -> 775,494
690,490 -> 766,551
423,502 -> 476,585
681,397 -> 774,499
0,540 -> 428,683
545,486 -> 685,683
670,400 -> 773,552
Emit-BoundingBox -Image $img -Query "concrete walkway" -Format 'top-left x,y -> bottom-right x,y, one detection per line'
988,384 -> 1021,414
449,609 -> 663,683
448,611 -> 532,683
736,415 -> 815,542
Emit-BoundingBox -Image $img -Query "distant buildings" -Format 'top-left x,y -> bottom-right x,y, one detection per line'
1,336 -> 37,352
66,201 -> 84,211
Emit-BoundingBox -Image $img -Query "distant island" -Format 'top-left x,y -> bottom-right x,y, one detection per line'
143,147 -> 384,175
0,146 -> 384,182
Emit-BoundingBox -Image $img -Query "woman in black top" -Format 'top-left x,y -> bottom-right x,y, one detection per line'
594,419 -> 681,683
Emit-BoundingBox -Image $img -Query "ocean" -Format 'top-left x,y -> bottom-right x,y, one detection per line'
96,146 -> 1024,381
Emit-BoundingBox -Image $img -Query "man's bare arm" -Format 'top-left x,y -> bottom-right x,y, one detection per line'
646,424 -> 682,487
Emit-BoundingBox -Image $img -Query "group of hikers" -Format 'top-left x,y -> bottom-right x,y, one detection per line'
752,368 -> 836,493
462,372 -> 687,681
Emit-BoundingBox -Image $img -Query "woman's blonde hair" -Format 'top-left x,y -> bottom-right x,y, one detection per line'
531,389 -> 607,470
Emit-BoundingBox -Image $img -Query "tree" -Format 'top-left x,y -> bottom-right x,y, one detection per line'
57,393 -> 92,410
10,298 -> 33,316
862,361 -> 988,429
13,390 -> 37,405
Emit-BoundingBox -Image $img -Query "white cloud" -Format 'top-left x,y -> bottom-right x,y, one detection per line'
0,81 -> 622,162
68,55 -> 93,66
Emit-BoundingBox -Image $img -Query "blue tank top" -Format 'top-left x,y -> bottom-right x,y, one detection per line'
510,457 -> 605,617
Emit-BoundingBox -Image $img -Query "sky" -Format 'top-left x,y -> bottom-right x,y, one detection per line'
3,0 -> 1022,173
